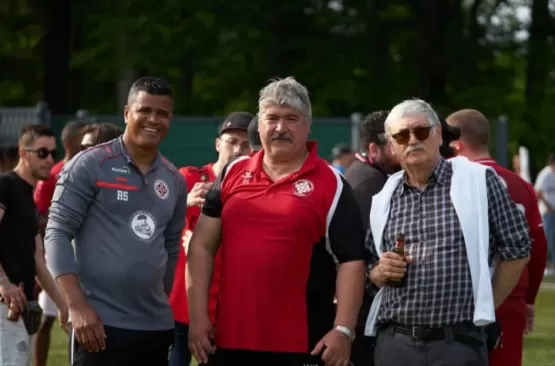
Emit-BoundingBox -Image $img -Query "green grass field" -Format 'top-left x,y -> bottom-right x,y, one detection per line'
45,288 -> 555,366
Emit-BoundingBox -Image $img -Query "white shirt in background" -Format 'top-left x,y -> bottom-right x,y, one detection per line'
535,166 -> 555,216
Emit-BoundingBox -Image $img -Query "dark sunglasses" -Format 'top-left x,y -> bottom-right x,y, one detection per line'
25,147 -> 57,160
391,126 -> 433,145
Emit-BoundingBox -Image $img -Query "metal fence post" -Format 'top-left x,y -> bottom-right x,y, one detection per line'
497,115 -> 508,168
350,112 -> 363,152
36,102 -> 51,125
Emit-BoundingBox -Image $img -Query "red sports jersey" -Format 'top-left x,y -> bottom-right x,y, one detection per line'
202,142 -> 366,354
476,159 -> 547,303
169,163 -> 219,325
34,160 -> 65,216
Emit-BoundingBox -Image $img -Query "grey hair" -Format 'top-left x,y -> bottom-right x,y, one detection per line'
384,99 -> 439,135
258,77 -> 312,121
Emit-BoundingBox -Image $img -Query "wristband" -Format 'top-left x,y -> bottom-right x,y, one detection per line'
334,325 -> 355,342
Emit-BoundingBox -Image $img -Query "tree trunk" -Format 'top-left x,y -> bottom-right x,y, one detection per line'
43,0 -> 72,114
523,0 -> 550,179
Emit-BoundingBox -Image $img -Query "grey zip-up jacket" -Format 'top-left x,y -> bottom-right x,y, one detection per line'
45,138 -> 186,331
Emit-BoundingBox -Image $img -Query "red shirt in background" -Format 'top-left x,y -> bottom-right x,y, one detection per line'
169,163 -> 220,325
34,161 -> 65,216
477,159 -> 547,305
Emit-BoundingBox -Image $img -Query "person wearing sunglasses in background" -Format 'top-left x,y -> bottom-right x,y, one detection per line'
169,112 -> 252,366
364,99 -> 531,366
33,120 -> 86,366
80,122 -> 124,151
0,125 -> 69,366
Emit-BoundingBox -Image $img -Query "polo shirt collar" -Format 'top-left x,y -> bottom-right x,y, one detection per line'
397,156 -> 449,195
245,140 -> 320,178
116,137 -> 163,169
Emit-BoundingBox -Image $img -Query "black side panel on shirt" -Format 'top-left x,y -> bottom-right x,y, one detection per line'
304,176 -> 368,353
327,176 -> 368,263
202,163 -> 231,218
0,172 -> 39,300
306,238 -> 337,351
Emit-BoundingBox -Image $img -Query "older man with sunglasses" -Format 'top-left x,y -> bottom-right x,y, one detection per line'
364,99 -> 531,366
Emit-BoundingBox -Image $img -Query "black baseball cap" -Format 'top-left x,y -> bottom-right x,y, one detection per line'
437,113 -> 460,158
438,113 -> 460,141
331,144 -> 353,159
219,112 -> 253,136
248,114 -> 262,151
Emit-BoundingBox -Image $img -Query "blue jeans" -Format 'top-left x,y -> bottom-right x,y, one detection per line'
543,212 -> 555,267
169,321 -> 192,366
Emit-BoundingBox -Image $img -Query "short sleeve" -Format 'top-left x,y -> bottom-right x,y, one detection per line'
202,164 -> 229,218
327,176 -> 367,263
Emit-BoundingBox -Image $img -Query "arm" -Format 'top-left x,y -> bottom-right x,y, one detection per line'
186,167 -> 226,322
0,208 -> 9,281
366,217 -> 386,288
486,170 -> 531,308
536,191 -> 554,211
524,188 -> 547,304
0,178 -> 13,281
34,234 -> 66,310
162,174 -> 187,294
44,153 -> 97,308
328,177 -> 367,331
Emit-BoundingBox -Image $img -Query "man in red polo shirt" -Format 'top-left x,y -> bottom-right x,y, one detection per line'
168,112 -> 252,366
187,77 -> 367,366
446,109 -> 547,366
33,120 -> 85,366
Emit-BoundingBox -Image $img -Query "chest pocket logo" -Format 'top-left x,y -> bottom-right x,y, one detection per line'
292,179 -> 314,197
130,210 -> 157,241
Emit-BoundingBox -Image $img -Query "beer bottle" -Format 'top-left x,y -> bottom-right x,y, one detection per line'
7,306 -> 20,321
387,233 -> 406,287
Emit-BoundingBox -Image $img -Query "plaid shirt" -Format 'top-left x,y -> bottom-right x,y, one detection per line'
366,158 -> 531,327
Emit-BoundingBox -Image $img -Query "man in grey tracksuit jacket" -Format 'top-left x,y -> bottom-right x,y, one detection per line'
45,136 -> 186,365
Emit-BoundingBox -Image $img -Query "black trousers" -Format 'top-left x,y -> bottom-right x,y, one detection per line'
69,324 -> 174,366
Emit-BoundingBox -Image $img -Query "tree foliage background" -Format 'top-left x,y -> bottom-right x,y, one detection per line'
0,0 -> 554,173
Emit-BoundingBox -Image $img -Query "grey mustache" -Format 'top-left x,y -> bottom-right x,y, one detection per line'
405,144 -> 425,156
271,134 -> 292,142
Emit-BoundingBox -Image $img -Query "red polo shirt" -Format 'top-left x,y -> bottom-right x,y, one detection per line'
34,160 -> 65,216
476,159 -> 547,305
202,141 -> 366,355
169,163 -> 219,325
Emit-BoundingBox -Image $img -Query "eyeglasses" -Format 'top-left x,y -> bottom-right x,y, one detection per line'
24,147 -> 57,160
391,126 -> 432,145
220,138 -> 250,150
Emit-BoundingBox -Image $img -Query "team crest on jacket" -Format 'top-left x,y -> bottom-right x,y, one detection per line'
293,179 -> 314,197
242,171 -> 253,184
154,179 -> 169,200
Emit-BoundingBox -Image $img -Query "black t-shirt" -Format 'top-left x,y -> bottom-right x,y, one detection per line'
0,171 -> 39,301
344,157 -> 389,332
344,158 -> 389,233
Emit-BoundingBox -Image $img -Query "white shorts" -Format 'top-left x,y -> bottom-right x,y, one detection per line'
38,291 -> 58,318
0,304 -> 33,366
